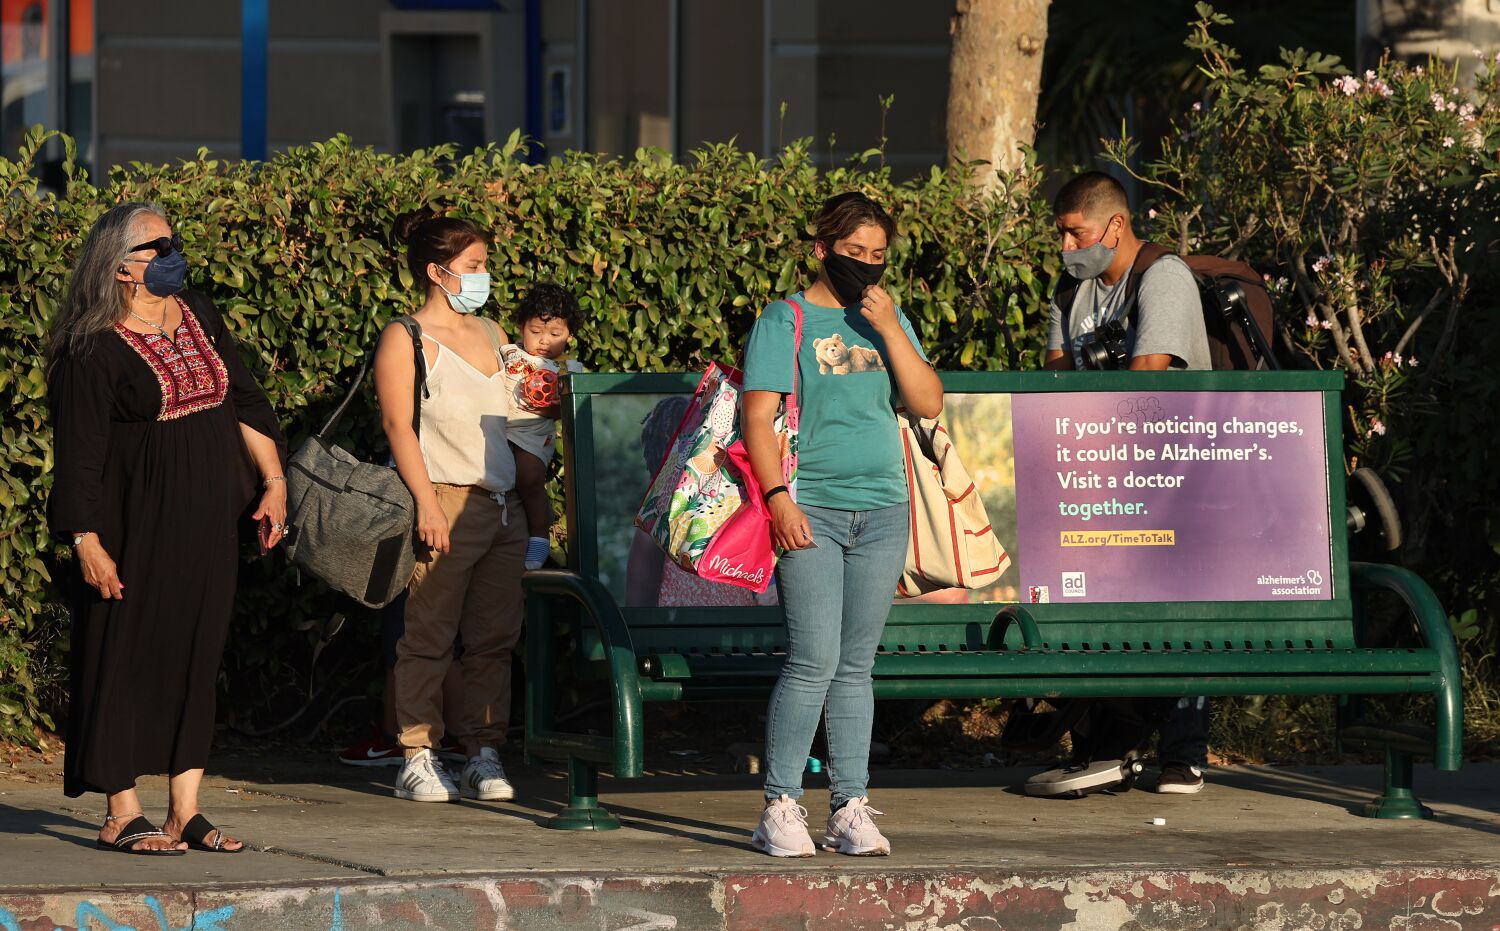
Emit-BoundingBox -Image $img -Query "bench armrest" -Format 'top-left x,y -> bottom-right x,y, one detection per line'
994,604 -> 1043,650
1350,561 -> 1463,771
522,569 -> 645,778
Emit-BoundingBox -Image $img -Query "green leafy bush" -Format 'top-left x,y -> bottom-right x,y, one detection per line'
0,127 -> 1056,745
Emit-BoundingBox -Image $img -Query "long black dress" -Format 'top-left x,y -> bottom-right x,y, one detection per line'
48,291 -> 284,798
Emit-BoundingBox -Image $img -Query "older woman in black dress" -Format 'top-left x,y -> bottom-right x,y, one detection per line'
47,203 -> 286,855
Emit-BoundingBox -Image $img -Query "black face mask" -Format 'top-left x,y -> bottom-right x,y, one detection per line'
822,250 -> 886,307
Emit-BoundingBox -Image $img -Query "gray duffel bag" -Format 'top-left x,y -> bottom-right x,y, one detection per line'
284,318 -> 426,608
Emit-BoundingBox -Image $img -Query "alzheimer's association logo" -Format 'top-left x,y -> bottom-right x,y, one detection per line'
1062,572 -> 1087,597
1028,585 -> 1050,604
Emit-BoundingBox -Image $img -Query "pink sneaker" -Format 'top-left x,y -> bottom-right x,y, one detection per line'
822,798 -> 890,856
750,796 -> 815,858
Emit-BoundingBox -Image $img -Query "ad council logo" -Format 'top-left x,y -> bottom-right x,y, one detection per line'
1062,572 -> 1087,597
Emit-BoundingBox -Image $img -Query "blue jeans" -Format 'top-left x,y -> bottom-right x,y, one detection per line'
763,503 -> 909,810
1158,696 -> 1210,768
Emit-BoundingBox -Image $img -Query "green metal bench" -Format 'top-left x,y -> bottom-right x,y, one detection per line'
523,370 -> 1462,830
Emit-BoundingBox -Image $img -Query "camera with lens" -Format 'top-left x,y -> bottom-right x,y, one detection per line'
1078,320 -> 1130,370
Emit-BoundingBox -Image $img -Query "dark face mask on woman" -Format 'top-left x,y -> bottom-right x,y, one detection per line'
126,234 -> 188,297
822,250 -> 886,307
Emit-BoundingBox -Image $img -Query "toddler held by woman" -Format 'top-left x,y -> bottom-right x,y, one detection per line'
501,283 -> 584,569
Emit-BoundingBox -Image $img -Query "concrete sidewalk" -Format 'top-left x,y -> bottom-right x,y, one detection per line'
1,748 -> 1497,929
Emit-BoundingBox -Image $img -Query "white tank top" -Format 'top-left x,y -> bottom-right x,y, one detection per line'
417,335 -> 516,495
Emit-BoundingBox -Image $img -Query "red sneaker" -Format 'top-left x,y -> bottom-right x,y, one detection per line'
338,731 -> 403,767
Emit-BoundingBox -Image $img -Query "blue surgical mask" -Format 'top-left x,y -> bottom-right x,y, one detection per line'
142,249 -> 188,297
437,265 -> 491,314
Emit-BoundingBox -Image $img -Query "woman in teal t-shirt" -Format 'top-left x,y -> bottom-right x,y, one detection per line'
741,193 -> 943,858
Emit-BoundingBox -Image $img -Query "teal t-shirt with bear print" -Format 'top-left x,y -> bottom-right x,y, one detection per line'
743,291 -> 928,511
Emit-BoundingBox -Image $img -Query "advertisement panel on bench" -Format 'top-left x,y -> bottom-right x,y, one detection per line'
1011,390 -> 1332,603
585,387 -> 1330,607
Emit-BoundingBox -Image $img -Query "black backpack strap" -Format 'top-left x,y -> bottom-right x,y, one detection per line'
1055,273 -> 1081,336
314,316 -> 429,440
1120,243 -> 1175,328
396,316 -> 428,437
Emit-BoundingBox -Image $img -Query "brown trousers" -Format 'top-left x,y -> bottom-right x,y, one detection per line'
396,484 -> 526,753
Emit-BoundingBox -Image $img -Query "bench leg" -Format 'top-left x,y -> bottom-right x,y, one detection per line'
1362,748 -> 1433,820
547,758 -> 622,831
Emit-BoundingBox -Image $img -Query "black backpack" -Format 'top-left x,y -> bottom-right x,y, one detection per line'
1057,243 -> 1279,371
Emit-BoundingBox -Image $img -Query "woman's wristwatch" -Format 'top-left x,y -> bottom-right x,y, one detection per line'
71,531 -> 93,547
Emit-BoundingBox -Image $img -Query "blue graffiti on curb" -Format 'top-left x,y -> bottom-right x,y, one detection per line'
0,895 -> 235,931
0,890 -> 344,931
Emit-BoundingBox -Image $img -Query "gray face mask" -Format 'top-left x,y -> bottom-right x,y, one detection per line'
1061,217 -> 1122,280
1061,241 -> 1116,280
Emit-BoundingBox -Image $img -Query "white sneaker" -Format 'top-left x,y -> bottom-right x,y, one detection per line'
823,797 -> 890,856
394,749 -> 459,802
460,747 -> 516,801
750,795 -> 815,858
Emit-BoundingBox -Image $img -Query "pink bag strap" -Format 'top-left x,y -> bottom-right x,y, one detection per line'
784,298 -> 805,416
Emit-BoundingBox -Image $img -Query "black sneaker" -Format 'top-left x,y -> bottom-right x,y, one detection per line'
1156,762 -> 1205,794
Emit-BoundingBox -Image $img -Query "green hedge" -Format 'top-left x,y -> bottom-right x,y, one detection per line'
0,127 -> 1058,745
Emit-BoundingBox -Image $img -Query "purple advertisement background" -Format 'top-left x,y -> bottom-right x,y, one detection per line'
1012,391 -> 1333,603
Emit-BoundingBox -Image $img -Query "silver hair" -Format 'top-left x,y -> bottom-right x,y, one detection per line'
47,202 -> 166,378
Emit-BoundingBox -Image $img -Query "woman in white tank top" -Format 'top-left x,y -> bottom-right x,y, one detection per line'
373,209 -> 525,806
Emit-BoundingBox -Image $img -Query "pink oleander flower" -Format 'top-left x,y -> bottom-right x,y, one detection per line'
1407,357 -> 1419,368
1305,313 -> 1320,327
1191,101 -> 1203,113
1312,255 -> 1333,273
1431,93 -> 1448,111
1459,103 -> 1476,121
1319,320 -> 1334,331
1334,75 -> 1361,96
1443,136 -> 1456,148
1369,418 -> 1387,437
1148,208 -> 1158,219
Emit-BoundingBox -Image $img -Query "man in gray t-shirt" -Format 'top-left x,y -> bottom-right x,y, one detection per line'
1037,171 -> 1214,797
1044,175 -> 1210,372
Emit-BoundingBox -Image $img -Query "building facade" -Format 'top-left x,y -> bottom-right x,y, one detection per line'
1,0 -> 955,180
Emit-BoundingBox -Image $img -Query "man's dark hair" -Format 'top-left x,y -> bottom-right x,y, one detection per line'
1053,172 -> 1130,221
513,281 -> 584,333
812,192 -> 897,248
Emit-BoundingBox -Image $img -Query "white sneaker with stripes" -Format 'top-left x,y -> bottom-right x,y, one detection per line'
393,749 -> 459,802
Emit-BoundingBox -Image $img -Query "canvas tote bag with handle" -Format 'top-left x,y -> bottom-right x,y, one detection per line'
896,412 -> 1011,597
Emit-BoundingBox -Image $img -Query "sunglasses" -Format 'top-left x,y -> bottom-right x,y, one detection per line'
127,234 -> 184,257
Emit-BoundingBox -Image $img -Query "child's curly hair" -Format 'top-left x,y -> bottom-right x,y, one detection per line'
512,281 -> 583,333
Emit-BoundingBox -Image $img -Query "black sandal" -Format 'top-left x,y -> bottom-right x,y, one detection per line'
180,813 -> 243,853
96,813 -> 186,856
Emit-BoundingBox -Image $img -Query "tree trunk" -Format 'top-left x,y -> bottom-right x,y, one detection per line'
946,0 -> 1051,190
